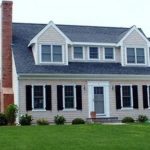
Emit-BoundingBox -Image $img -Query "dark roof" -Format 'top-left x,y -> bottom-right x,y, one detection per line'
148,38 -> 150,41
12,23 -> 150,75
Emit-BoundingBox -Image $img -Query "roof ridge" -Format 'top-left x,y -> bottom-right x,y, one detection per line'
12,22 -> 130,29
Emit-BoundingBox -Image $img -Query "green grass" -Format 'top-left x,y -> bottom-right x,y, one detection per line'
0,124 -> 150,150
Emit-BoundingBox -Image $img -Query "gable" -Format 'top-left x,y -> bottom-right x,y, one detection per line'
37,26 -> 66,44
123,29 -> 147,45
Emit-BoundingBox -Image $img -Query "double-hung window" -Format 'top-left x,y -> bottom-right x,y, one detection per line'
89,47 -> 99,59
64,85 -> 76,109
121,85 -> 133,108
41,45 -> 63,63
33,86 -> 44,109
73,46 -> 83,59
127,47 -> 145,64
104,47 -> 114,60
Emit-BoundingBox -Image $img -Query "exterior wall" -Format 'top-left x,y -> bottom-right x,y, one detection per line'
109,80 -> 150,120
37,26 -> 66,44
122,29 -> 148,66
18,79 -> 88,123
18,77 -> 150,122
68,46 -> 121,63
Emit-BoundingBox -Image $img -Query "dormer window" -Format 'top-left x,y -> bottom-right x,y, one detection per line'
126,47 -> 145,64
104,47 -> 115,60
73,46 -> 83,59
89,47 -> 99,60
41,44 -> 63,63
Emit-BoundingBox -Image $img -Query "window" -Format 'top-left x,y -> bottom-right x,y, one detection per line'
64,85 -> 76,109
121,86 -> 133,108
89,47 -> 99,59
41,44 -> 63,63
122,86 -> 131,108
33,86 -> 44,109
104,47 -> 114,60
127,47 -> 145,64
73,47 -> 83,59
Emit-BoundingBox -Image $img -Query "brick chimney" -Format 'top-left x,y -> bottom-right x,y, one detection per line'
1,0 -> 14,112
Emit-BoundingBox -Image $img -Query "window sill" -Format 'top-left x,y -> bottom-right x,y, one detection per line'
32,109 -> 46,112
62,109 -> 77,112
121,107 -> 133,110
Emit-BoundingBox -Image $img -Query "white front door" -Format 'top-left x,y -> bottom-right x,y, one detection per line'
88,81 -> 110,117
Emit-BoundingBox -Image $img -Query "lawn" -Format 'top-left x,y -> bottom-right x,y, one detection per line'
0,124 -> 150,150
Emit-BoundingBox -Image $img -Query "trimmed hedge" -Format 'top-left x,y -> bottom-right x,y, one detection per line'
72,118 -> 85,125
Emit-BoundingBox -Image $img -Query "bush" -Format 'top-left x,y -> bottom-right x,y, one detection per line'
5,104 -> 18,125
37,118 -> 49,125
19,114 -> 32,126
0,113 -> 7,126
122,117 -> 134,123
54,115 -> 66,125
72,118 -> 85,125
137,115 -> 148,123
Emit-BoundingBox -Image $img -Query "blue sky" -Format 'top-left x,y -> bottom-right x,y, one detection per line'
2,0 -> 150,36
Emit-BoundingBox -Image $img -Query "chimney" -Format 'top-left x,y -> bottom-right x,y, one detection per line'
1,0 -> 14,112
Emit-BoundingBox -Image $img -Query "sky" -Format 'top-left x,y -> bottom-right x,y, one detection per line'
2,0 -> 150,36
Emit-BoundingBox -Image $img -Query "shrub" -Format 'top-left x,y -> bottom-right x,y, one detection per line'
0,113 -> 7,126
54,115 -> 66,125
5,104 -> 18,125
37,118 -> 49,125
122,117 -> 134,123
19,114 -> 32,126
137,115 -> 148,123
72,118 -> 85,125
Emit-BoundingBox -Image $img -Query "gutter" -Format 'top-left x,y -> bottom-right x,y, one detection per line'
18,73 -> 150,81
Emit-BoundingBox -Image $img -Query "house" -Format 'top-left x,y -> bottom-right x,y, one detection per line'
1,0 -> 150,123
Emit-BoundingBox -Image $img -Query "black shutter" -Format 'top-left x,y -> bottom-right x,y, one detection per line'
143,85 -> 148,109
57,85 -> 63,110
26,85 -> 32,111
76,85 -> 82,110
45,85 -> 52,110
132,85 -> 138,109
115,85 -> 121,109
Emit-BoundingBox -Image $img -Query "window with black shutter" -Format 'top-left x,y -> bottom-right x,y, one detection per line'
115,85 -> 121,109
76,85 -> 82,110
45,85 -> 52,110
57,85 -> 63,110
132,85 -> 138,109
26,85 -> 32,111
143,85 -> 148,108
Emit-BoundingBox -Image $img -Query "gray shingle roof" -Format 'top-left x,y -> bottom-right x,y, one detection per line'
12,23 -> 150,75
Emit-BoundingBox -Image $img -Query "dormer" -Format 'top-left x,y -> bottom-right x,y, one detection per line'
28,21 -> 71,65
117,26 -> 150,66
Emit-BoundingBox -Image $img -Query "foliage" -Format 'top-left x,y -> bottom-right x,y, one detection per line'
72,118 -> 85,125
0,113 -> 7,126
5,104 -> 18,125
122,117 -> 134,123
19,114 -> 32,126
54,115 -> 66,125
37,118 -> 49,125
137,115 -> 148,123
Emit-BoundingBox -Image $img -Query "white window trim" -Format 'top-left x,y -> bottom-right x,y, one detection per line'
125,46 -> 146,66
32,85 -> 46,111
39,44 -> 65,64
72,46 -> 85,60
62,85 -> 77,111
88,46 -> 100,60
120,85 -> 133,110
103,47 -> 115,61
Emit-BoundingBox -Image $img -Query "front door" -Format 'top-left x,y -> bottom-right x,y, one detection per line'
88,81 -> 110,117
94,87 -> 104,115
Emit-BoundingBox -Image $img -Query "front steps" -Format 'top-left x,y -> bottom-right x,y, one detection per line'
87,117 -> 119,123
